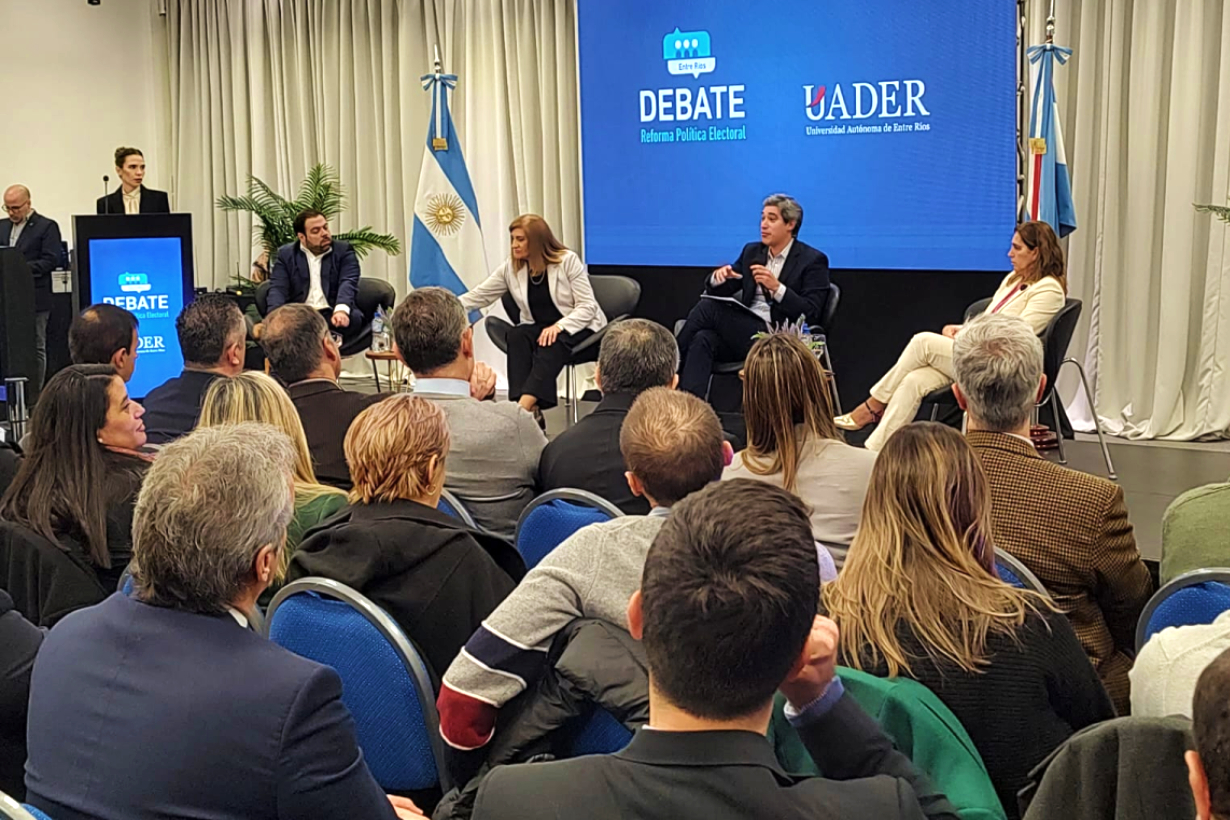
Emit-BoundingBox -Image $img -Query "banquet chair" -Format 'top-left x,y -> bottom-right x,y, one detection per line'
514,489 -> 624,569
1135,568 -> 1230,653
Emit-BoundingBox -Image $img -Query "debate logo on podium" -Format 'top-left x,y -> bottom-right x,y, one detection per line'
663,28 -> 715,79
119,273 -> 151,294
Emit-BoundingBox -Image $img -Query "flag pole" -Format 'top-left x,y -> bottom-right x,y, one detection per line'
432,45 -> 446,150
1046,0 -> 1056,43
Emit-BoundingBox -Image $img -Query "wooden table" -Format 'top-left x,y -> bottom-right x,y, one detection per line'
365,350 -> 410,393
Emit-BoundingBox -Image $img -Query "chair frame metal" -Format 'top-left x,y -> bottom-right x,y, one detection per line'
994,547 -> 1050,597
0,793 -> 38,820
514,488 -> 625,563
1135,568 -> 1230,653
264,577 -> 453,793
438,488 -> 479,529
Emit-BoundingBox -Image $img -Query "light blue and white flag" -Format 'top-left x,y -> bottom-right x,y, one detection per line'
1024,43 -> 1077,237
410,65 -> 489,297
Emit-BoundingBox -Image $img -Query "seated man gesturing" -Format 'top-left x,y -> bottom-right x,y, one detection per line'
267,209 -> 365,343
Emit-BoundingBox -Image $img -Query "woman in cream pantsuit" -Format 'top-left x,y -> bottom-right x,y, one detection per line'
461,215 -> 607,420
837,221 -> 1067,452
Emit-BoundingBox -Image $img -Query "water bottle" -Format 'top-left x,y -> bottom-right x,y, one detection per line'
371,306 -> 387,352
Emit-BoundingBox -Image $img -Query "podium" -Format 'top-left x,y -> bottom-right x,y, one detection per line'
0,248 -> 36,384
73,214 -> 195,399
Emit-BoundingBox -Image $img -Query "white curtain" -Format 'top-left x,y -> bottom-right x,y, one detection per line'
1027,0 -> 1230,440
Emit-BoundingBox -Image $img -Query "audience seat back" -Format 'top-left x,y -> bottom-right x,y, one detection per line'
993,548 -> 1050,596
265,577 -> 452,793
1136,568 -> 1230,652
437,489 -> 478,529
560,707 -> 634,757
514,489 -> 624,569
0,521 -> 107,627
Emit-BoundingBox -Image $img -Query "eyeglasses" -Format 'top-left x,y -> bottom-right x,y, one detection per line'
329,332 -> 344,348
2,202 -> 29,214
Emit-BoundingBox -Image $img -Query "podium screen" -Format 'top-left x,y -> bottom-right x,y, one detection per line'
87,236 -> 188,400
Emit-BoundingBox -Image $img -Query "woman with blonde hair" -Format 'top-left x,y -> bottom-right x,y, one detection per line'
824,422 -> 1113,818
287,395 -> 522,677
198,371 -> 346,553
837,221 -> 1067,451
722,333 -> 875,567
461,214 -> 607,421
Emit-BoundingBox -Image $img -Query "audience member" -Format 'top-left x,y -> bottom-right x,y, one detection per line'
142,294 -> 246,445
1160,476 -> 1230,584
288,395 -> 522,678
266,210 -> 365,343
1188,646 -> 1230,820
0,589 -> 42,800
824,422 -> 1114,818
198,372 -> 347,554
537,319 -> 680,514
2,184 -> 61,395
723,332 -> 875,567
22,423 -> 421,820
440,388 -> 729,751
0,365 -> 151,591
68,303 -> 140,382
258,304 -> 386,488
0,441 -> 19,498
471,479 -> 957,820
391,287 -> 546,538
952,313 -> 1152,712
1131,611 -> 1230,718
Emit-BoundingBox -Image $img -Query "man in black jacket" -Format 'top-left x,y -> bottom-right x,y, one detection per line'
2,184 -> 62,395
675,193 -> 830,397
537,319 -> 678,514
471,480 -> 957,820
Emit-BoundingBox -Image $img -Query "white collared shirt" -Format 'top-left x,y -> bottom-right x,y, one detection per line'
301,242 -> 332,311
123,186 -> 141,215
8,215 -> 28,245
713,239 -> 791,324
226,606 -> 250,629
414,377 -> 471,398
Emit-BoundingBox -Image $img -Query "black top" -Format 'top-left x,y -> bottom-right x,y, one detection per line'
140,369 -> 223,444
537,392 -> 649,515
526,272 -> 563,326
0,589 -> 43,800
286,380 -> 388,490
95,185 -> 171,215
849,609 -> 1115,819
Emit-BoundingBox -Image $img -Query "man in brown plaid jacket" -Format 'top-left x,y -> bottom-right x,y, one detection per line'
951,314 -> 1152,714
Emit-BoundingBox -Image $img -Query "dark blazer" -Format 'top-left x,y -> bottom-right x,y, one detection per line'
537,392 -> 649,515
140,369 -> 223,443
0,590 -> 42,800
706,239 -> 831,330
268,240 -> 361,314
95,185 -> 171,215
24,593 -> 397,820
0,521 -> 108,628
473,692 -> 958,820
0,211 -> 61,312
286,379 -> 388,490
288,500 -> 524,678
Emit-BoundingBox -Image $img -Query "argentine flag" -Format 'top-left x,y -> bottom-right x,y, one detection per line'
410,67 -> 489,297
1024,43 -> 1077,237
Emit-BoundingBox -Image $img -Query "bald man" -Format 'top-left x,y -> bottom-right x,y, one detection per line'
0,185 -> 62,396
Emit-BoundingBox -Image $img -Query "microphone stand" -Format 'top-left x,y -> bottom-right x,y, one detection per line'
102,175 -> 111,214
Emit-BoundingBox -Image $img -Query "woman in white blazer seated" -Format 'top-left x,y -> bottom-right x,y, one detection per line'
837,220 -> 1068,452
461,214 -> 607,418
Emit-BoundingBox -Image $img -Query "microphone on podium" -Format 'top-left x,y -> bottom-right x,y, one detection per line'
102,175 -> 111,214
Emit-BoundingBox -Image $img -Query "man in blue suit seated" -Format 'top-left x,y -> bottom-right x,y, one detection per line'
22,422 -> 424,820
267,209 -> 364,343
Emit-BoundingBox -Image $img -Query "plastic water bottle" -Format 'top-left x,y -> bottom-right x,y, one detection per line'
371,306 -> 388,352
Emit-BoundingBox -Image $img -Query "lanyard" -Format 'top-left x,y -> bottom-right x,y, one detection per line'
990,284 -> 1026,314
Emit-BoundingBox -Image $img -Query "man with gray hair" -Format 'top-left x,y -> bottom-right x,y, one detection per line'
22,423 -> 423,820
675,193 -> 830,397
952,313 -> 1151,713
538,318 -> 680,513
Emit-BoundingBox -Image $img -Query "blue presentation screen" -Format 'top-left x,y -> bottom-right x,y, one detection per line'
87,237 -> 187,399
577,1 -> 1018,271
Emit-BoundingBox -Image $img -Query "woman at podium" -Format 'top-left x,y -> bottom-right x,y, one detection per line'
96,147 -> 170,215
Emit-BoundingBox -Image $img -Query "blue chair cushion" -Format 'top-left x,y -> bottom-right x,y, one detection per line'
562,707 -> 633,757
517,500 -> 615,569
995,561 -> 1026,590
267,592 -> 438,791
1144,582 -> 1230,646
437,496 -> 460,520
22,806 -> 54,820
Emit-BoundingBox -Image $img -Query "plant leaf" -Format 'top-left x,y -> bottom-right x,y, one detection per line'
335,228 -> 402,258
1194,203 -> 1230,224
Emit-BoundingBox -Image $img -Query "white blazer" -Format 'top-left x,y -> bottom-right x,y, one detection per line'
982,272 -> 1066,334
460,249 -> 608,335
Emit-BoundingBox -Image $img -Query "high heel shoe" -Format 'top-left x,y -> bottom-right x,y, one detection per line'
834,401 -> 883,432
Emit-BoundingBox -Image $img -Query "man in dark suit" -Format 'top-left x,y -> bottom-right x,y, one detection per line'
96,147 -> 171,214
675,193 -> 830,397
142,295 -> 246,444
22,423 -> 422,820
471,480 -> 957,820
261,303 -> 387,489
2,184 -> 62,395
267,209 -> 364,343
538,318 -> 679,514
68,303 -> 140,382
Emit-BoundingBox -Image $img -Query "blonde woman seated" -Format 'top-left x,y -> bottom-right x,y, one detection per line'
837,221 -> 1066,451
823,422 -> 1114,818
723,333 -> 875,568
198,371 -> 347,553
287,395 -> 523,678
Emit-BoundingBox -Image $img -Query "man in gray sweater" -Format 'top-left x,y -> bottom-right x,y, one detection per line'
437,387 -> 731,751
391,287 -> 546,538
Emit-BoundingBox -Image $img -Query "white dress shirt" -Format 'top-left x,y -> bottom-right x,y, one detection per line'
414,377 -> 471,397
301,243 -> 334,311
711,239 -> 791,324
123,186 -> 141,215
8,216 -> 27,245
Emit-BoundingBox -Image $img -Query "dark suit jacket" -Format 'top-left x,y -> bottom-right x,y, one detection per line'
537,392 -> 649,515
967,431 -> 1153,714
95,185 -> 171,215
706,239 -> 831,330
287,379 -> 388,490
0,212 -> 61,312
140,369 -> 223,443
473,693 -> 958,820
25,594 -> 396,820
0,521 -> 108,628
269,240 -> 361,313
0,590 -> 42,800
288,500 -> 524,678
